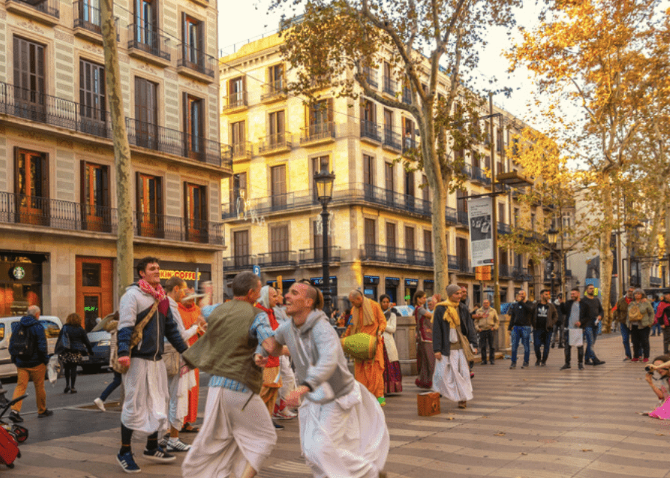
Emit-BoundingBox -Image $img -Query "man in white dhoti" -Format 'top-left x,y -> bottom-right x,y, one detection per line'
262,281 -> 390,478
115,257 -> 190,474
432,284 -> 479,409
181,271 -> 283,478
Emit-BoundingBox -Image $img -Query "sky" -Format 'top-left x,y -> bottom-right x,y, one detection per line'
217,1 -> 544,123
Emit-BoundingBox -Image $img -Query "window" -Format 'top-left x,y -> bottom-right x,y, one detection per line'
182,14 -> 203,66
228,76 -> 245,107
80,161 -> 110,231
363,154 -> 374,188
134,0 -> 157,50
82,263 -> 101,287
405,226 -> 415,250
270,225 -> 289,263
404,170 -> 414,197
498,203 -> 506,224
13,37 -> 46,121
456,237 -> 468,269
424,229 -> 432,254
386,222 -> 396,248
78,0 -> 101,33
15,149 -> 49,225
497,128 -> 504,153
457,189 -> 467,213
497,160 -> 504,175
271,164 -> 287,208
268,64 -> 284,92
230,172 -> 247,203
312,155 -> 330,198
134,77 -> 158,148
402,117 -> 415,149
183,94 -> 204,156
135,173 -> 162,237
185,183 -> 207,242
514,207 -> 520,226
383,109 -> 393,132
313,220 -> 323,258
384,162 -> 394,203
79,59 -> 106,122
230,121 -> 246,156
307,99 -> 333,135
364,218 -> 376,248
268,110 -> 286,146
233,230 -> 250,267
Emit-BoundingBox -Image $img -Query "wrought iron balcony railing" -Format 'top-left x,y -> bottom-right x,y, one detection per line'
402,87 -> 412,104
257,251 -> 298,268
73,0 -> 100,33
361,245 -> 434,267
471,165 -> 491,185
448,255 -> 472,273
8,0 -> 59,18
301,122 -> 336,144
177,45 -> 215,78
223,255 -> 256,272
382,76 -> 397,96
258,133 -> 292,154
223,91 -> 248,110
402,135 -> 417,155
363,67 -> 378,89
360,120 -> 381,142
261,79 -> 285,101
230,141 -> 252,159
383,128 -> 401,150
512,267 -> 533,282
299,247 -> 342,264
128,23 -> 171,61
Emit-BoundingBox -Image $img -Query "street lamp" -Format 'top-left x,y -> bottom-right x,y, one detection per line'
314,168 -> 336,316
547,227 -> 559,300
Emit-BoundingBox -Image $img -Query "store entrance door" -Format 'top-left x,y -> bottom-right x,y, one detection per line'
76,257 -> 113,331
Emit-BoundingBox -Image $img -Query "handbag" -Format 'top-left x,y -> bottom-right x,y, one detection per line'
628,304 -> 643,322
457,327 -> 475,362
341,332 -> 377,360
163,342 -> 181,377
111,301 -> 159,374
568,328 -> 583,346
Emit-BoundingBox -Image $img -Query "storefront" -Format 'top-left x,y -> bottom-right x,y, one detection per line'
0,252 -> 46,317
384,277 -> 399,304
423,279 -> 434,297
404,278 -> 419,305
133,259 -> 212,291
363,275 -> 379,300
310,276 -> 337,298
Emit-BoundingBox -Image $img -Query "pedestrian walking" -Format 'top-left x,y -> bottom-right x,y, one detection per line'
508,290 -> 534,369
414,290 -> 434,389
261,281 -> 390,478
56,313 -> 94,394
551,294 -> 565,349
8,305 -> 53,422
181,271 -> 279,478
94,312 -> 122,412
581,284 -> 604,362
380,294 -> 402,394
432,284 -> 478,409
459,287 -> 477,377
657,291 -> 670,355
273,293 -> 297,420
628,288 -> 654,363
473,299 -> 499,365
560,288 -> 589,370
178,290 -> 206,433
652,296 -> 662,336
530,290 -> 558,367
115,257 -> 189,474
613,287 -> 635,361
342,290 -> 387,406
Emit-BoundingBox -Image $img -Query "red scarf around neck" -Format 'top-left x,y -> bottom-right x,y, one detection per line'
138,279 -> 166,302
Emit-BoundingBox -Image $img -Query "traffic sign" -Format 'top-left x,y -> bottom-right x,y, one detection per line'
253,265 -> 261,276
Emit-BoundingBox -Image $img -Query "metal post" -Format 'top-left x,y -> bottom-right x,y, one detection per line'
489,93 -> 500,311
550,254 -> 555,300
321,201 -> 332,317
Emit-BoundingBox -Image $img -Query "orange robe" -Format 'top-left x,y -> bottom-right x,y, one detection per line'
343,299 -> 387,398
178,302 -> 202,425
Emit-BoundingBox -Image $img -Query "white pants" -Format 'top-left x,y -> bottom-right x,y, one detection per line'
432,349 -> 473,402
168,370 -> 196,431
278,355 -> 297,400
182,387 -> 277,478
299,382 -> 389,478
121,358 -> 169,435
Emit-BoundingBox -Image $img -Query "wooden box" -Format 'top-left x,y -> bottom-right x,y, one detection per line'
417,392 -> 441,416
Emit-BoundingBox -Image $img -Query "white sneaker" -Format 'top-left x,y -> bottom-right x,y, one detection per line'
274,408 -> 298,420
94,398 -> 106,412
166,438 -> 191,452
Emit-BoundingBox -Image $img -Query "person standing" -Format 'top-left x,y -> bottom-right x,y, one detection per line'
657,291 -> 670,355
342,290 -> 387,406
273,293 -> 297,420
94,312 -> 122,412
181,271 -> 279,478
8,305 -> 53,422
551,294 -> 565,349
560,288 -> 589,370
414,291 -> 434,389
628,288 -> 655,363
473,299 -> 499,365
115,257 -> 189,474
261,281 -> 390,478
530,290 -> 558,367
459,287 -> 477,377
56,313 -> 94,394
432,284 -> 478,409
380,294 -> 402,395
178,290 -> 206,433
613,286 -> 635,361
508,290 -> 534,369
652,295 -> 662,336
581,284 -> 604,363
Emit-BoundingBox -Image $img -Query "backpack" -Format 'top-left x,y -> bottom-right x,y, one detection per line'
9,324 -> 35,359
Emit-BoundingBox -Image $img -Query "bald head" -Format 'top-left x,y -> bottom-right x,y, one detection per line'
27,305 -> 40,318
349,289 -> 364,308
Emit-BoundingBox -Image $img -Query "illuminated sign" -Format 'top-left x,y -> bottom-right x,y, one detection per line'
11,266 -> 25,280
159,270 -> 202,281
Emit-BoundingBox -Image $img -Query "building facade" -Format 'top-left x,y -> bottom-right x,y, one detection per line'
0,0 -> 228,324
219,34 -> 553,309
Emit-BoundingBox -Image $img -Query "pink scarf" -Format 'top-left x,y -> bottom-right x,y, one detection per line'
138,279 -> 166,302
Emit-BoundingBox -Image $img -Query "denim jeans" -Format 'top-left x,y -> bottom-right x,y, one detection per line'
511,326 -> 531,365
533,329 -> 552,363
619,323 -> 632,359
584,327 -> 596,361
99,371 -> 123,401
652,323 -> 662,336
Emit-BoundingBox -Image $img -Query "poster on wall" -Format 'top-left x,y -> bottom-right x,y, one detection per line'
467,197 -> 494,267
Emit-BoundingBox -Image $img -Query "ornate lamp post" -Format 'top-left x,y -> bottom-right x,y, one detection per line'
547,227 -> 559,300
314,168 -> 336,316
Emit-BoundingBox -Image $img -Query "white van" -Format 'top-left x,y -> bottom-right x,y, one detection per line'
0,316 -> 63,379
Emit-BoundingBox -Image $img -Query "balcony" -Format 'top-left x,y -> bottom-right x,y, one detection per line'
402,87 -> 412,105
471,166 -> 491,186
363,67 -> 378,89
230,141 -> 252,160
258,133 -> 292,155
261,80 -> 286,103
360,120 -> 381,143
299,247 -> 342,265
497,264 -> 512,278
402,135 -> 417,156
177,45 -> 216,83
651,276 -> 662,286
73,1 -> 101,41
0,192 -> 224,245
382,77 -> 397,96
301,122 -> 336,145
222,91 -> 248,112
456,210 -> 469,228
6,0 -> 59,24
223,255 -> 256,273
126,118 -> 229,168
382,128 -> 401,151
512,267 -> 533,282
362,183 -> 432,217
128,24 -> 171,67
459,163 -> 473,179
448,255 -> 472,274
257,251 -> 298,269
544,271 -> 562,283
497,222 -> 511,235
446,207 -> 458,224
361,245 -> 434,268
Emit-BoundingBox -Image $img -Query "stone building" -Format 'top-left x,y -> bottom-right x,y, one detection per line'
219,33 -> 553,310
0,0 -> 229,323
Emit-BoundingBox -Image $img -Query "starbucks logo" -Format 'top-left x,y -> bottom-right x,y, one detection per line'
12,266 -> 25,280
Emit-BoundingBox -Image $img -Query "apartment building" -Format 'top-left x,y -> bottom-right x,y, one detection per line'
0,0 -> 228,323
219,33 -> 553,308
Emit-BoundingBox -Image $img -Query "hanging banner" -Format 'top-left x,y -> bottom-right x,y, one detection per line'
468,197 -> 494,267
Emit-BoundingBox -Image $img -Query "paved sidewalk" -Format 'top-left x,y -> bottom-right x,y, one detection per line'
8,333 -> 670,477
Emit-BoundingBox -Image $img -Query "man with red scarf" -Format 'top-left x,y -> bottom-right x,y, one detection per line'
256,286 -> 283,429
115,257 -> 189,474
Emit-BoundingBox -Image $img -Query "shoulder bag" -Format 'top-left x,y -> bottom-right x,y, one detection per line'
111,301 -> 159,374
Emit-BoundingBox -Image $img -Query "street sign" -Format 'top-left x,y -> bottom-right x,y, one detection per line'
253,265 -> 261,276
475,266 -> 491,281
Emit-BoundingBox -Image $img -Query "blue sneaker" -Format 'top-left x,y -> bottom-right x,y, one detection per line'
143,446 -> 176,463
117,451 -> 141,474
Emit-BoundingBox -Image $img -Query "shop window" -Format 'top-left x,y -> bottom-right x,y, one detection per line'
82,262 -> 101,287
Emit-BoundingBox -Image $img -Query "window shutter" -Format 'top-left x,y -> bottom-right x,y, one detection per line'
41,153 -> 49,199
201,185 -> 207,223
197,21 -> 204,64
80,160 -> 87,207
182,93 -> 189,137
102,165 -> 110,208
13,38 -> 20,89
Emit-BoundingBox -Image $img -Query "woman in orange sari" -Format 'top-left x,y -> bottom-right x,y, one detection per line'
178,291 -> 205,432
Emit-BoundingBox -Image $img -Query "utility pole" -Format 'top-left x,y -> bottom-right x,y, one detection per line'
489,93 -> 500,313
101,0 -> 134,298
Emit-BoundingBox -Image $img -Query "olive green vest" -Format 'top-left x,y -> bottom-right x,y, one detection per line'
182,300 -> 263,394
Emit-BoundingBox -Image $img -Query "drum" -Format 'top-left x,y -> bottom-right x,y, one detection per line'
341,333 -> 377,360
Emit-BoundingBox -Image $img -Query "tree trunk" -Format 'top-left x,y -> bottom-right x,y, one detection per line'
666,203 -> 670,286
101,0 -> 134,298
600,184 -> 615,333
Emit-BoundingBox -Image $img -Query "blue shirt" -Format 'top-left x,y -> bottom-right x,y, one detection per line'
208,311 -> 274,393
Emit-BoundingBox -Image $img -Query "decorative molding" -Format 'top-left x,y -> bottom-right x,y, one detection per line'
16,21 -> 45,35
55,29 -> 74,44
165,70 -> 178,81
56,138 -> 74,149
82,43 -> 104,56
138,63 -> 158,75
0,10 -> 6,20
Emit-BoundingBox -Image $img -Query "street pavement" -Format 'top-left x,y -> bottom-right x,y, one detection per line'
4,332 -> 670,477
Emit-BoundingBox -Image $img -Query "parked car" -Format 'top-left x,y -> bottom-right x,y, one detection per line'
0,316 -> 63,379
82,330 -> 111,373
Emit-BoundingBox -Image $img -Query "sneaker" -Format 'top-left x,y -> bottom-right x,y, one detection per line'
510,363 -> 516,369
117,451 -> 141,474
623,357 -> 631,362
143,446 -> 176,463
9,411 -> 22,423
535,360 -> 541,366
166,438 -> 191,452
273,409 -> 297,420
521,362 -> 529,369
632,358 -> 639,362
584,359 -> 593,365
490,361 -> 495,365
540,362 -> 546,367
560,364 -> 571,370
158,437 -> 169,449
481,361 -> 487,365
38,409 -> 53,418
64,386 -> 70,394
578,363 -> 584,370
70,388 -> 77,394
593,359 -> 606,366
470,371 -> 475,379
273,421 -> 285,430
643,358 -> 649,363
94,398 -> 106,412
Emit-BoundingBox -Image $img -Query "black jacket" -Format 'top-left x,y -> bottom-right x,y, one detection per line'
560,300 -> 590,329
10,315 -> 48,368
55,324 -> 93,355
432,304 -> 478,355
507,301 -> 534,330
530,302 -> 559,331
580,297 -> 603,328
